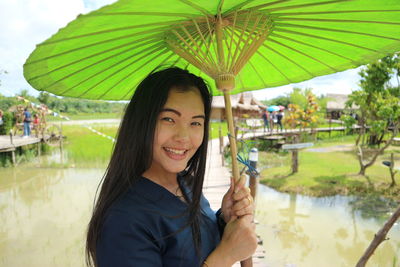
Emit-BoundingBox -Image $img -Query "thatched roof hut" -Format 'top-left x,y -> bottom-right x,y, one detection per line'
211,92 -> 266,120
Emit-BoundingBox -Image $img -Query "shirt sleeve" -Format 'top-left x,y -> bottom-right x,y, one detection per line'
96,211 -> 163,267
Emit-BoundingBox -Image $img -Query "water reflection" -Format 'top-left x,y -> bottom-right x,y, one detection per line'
256,185 -> 400,267
1,161 -> 400,266
0,166 -> 104,267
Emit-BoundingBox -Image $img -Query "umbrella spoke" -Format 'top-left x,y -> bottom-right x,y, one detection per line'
272,9 -> 400,16
55,42 -> 164,95
225,0 -> 291,16
27,30 -> 167,65
254,49 -> 294,84
86,11 -> 197,19
178,0 -> 211,16
264,0 -> 352,12
101,50 -> 176,99
275,17 -> 400,25
275,22 -> 400,42
275,28 -> 378,52
268,38 -> 339,72
263,44 -> 315,77
77,46 -> 169,98
270,32 -> 359,65
40,20 -> 192,46
27,36 -> 163,82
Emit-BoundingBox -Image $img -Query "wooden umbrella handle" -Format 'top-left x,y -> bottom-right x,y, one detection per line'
223,92 -> 253,267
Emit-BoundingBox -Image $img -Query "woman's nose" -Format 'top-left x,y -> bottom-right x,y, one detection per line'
174,124 -> 190,141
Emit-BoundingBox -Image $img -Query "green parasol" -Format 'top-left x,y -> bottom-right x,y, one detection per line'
23,1 -> 400,265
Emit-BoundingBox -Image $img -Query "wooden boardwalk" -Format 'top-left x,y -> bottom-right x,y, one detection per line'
203,137 -> 267,266
0,135 -> 42,152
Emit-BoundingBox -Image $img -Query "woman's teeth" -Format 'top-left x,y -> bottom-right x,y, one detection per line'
164,148 -> 186,155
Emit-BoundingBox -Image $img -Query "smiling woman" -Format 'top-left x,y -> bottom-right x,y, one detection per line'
86,67 -> 257,267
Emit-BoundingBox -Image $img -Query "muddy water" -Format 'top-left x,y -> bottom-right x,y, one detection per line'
1,164 -> 399,266
256,186 -> 400,267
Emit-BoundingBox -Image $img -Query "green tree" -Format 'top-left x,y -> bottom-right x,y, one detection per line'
345,53 -> 400,177
38,92 -> 50,105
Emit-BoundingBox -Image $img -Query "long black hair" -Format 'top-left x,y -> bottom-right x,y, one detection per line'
86,67 -> 212,266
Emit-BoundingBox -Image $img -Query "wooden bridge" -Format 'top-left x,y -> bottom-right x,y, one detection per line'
0,135 -> 48,165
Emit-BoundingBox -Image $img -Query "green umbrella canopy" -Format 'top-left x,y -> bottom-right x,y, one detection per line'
24,0 -> 400,100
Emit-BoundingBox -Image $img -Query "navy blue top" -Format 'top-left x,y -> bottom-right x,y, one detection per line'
97,177 -> 221,267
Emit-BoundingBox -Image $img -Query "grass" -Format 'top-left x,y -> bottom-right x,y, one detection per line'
259,139 -> 400,200
47,112 -> 123,121
61,124 -> 117,167
210,121 -> 228,140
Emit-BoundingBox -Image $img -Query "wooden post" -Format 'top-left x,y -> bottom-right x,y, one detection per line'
59,124 -> 64,163
291,135 -> 299,174
219,126 -> 223,154
249,148 -> 258,200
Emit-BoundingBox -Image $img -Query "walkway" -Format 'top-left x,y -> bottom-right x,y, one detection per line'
203,135 -> 267,266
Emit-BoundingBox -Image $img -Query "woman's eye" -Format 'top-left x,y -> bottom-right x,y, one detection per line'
161,117 -> 174,123
191,121 -> 202,126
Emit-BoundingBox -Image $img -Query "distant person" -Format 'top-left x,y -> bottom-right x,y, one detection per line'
277,110 -> 284,131
270,111 -> 277,131
261,109 -> 270,132
33,114 -> 40,136
23,107 -> 32,137
0,109 -> 3,126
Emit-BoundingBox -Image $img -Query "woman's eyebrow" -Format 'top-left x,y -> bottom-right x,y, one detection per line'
161,108 -> 205,119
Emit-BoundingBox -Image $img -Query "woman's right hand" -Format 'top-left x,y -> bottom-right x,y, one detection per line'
218,214 -> 257,264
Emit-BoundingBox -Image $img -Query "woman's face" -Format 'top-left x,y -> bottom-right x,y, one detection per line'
148,87 -> 205,178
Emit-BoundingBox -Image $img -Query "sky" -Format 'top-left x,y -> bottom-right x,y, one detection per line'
0,0 -> 364,101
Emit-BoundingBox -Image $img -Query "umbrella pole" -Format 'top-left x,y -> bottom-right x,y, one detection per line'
223,91 -> 240,180
222,91 -> 253,267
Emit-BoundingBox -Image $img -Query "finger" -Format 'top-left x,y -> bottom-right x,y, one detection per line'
233,187 -> 251,201
234,174 -> 247,193
232,196 -> 251,211
228,177 -> 234,194
235,205 -> 254,217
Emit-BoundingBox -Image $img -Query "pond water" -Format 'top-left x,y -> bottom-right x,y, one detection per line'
0,158 -> 399,266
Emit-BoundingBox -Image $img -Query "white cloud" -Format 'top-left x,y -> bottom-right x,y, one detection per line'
0,0 -> 114,96
251,68 -> 362,100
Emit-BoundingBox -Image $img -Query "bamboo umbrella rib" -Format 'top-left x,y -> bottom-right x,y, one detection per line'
217,0 -> 225,13
85,11 -> 197,18
78,47 -> 169,98
203,15 -> 218,73
178,0 -> 211,16
99,50 -> 175,99
272,9 -> 400,16
271,32 -> 359,65
275,28 -> 379,52
264,44 -> 316,77
192,19 -> 217,67
56,42 -> 165,95
269,38 -> 338,72
170,29 -> 214,73
179,25 -> 215,68
275,17 -> 400,25
28,36 -> 161,82
226,10 -> 238,71
254,49 -> 294,84
234,16 -> 271,74
275,22 -> 400,42
167,39 -> 214,76
230,11 -> 252,73
224,0 -> 290,16
26,30 -> 167,65
39,20 -> 191,46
